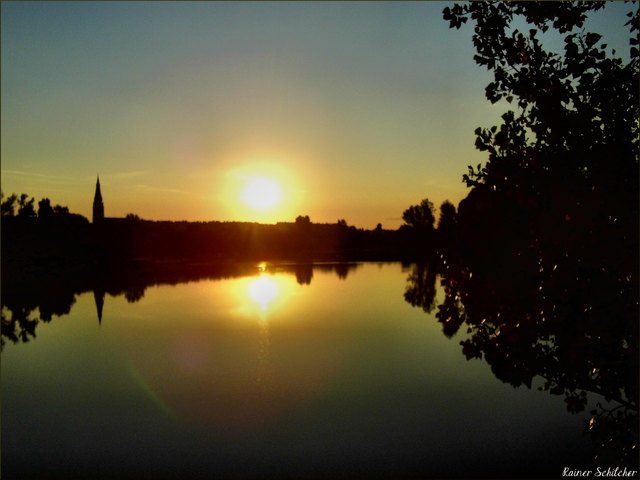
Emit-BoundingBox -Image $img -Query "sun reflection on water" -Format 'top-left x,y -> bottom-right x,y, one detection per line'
249,276 -> 279,312
228,267 -> 302,323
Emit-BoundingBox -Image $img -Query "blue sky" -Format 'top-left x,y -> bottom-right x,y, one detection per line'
1,1 -> 635,227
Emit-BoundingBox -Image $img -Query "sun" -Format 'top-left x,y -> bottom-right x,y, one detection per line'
219,159 -> 303,222
242,177 -> 283,211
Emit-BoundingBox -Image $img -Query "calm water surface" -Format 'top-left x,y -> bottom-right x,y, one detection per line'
2,262 -> 593,478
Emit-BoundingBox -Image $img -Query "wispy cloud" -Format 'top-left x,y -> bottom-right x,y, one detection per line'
3,170 -> 81,181
134,184 -> 189,195
110,170 -> 148,179
2,170 -> 86,185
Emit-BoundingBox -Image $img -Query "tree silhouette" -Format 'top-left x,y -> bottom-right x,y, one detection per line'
436,201 -> 455,231
38,198 -> 54,219
1,193 -> 18,217
53,205 -> 69,216
435,2 -> 638,468
436,200 -> 456,254
443,2 -> 638,232
295,215 -> 311,224
400,199 -> 437,258
402,199 -> 435,230
17,194 -> 36,218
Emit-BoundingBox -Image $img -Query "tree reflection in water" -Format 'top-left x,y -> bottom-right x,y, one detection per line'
1,272 -> 77,346
430,1 -> 639,468
403,261 -> 437,315
404,245 -> 638,468
0,261 -> 360,349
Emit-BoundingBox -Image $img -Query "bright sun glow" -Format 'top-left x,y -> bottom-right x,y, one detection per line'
249,276 -> 279,311
218,158 -> 306,223
242,177 -> 282,211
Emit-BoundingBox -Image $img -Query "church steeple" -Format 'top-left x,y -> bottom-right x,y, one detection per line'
93,175 -> 104,223
94,289 -> 105,325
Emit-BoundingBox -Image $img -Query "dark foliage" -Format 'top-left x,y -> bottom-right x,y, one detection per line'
1,192 -> 18,216
399,198 -> 437,258
403,258 -> 438,314
402,198 -> 435,230
406,1 -> 638,469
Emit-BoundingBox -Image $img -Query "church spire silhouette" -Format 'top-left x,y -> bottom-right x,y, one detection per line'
94,289 -> 105,325
93,175 -> 104,223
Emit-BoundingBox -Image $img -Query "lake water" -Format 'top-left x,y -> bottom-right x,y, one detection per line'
2,262 -> 594,478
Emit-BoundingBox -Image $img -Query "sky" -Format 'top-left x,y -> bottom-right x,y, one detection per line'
1,1 -> 634,228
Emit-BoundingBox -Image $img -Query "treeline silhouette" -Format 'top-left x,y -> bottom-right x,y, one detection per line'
2,191 -> 434,281
1,190 -> 430,351
93,216 -> 407,263
1,191 -> 384,345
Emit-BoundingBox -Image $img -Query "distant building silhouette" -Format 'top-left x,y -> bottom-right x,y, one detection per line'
93,175 -> 104,223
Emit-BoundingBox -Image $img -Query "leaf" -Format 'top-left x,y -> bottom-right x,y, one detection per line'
585,32 -> 601,48
565,41 -> 578,57
506,95 -> 514,103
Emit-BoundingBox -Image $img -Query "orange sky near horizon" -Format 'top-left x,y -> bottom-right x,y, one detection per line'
2,2 -> 633,229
